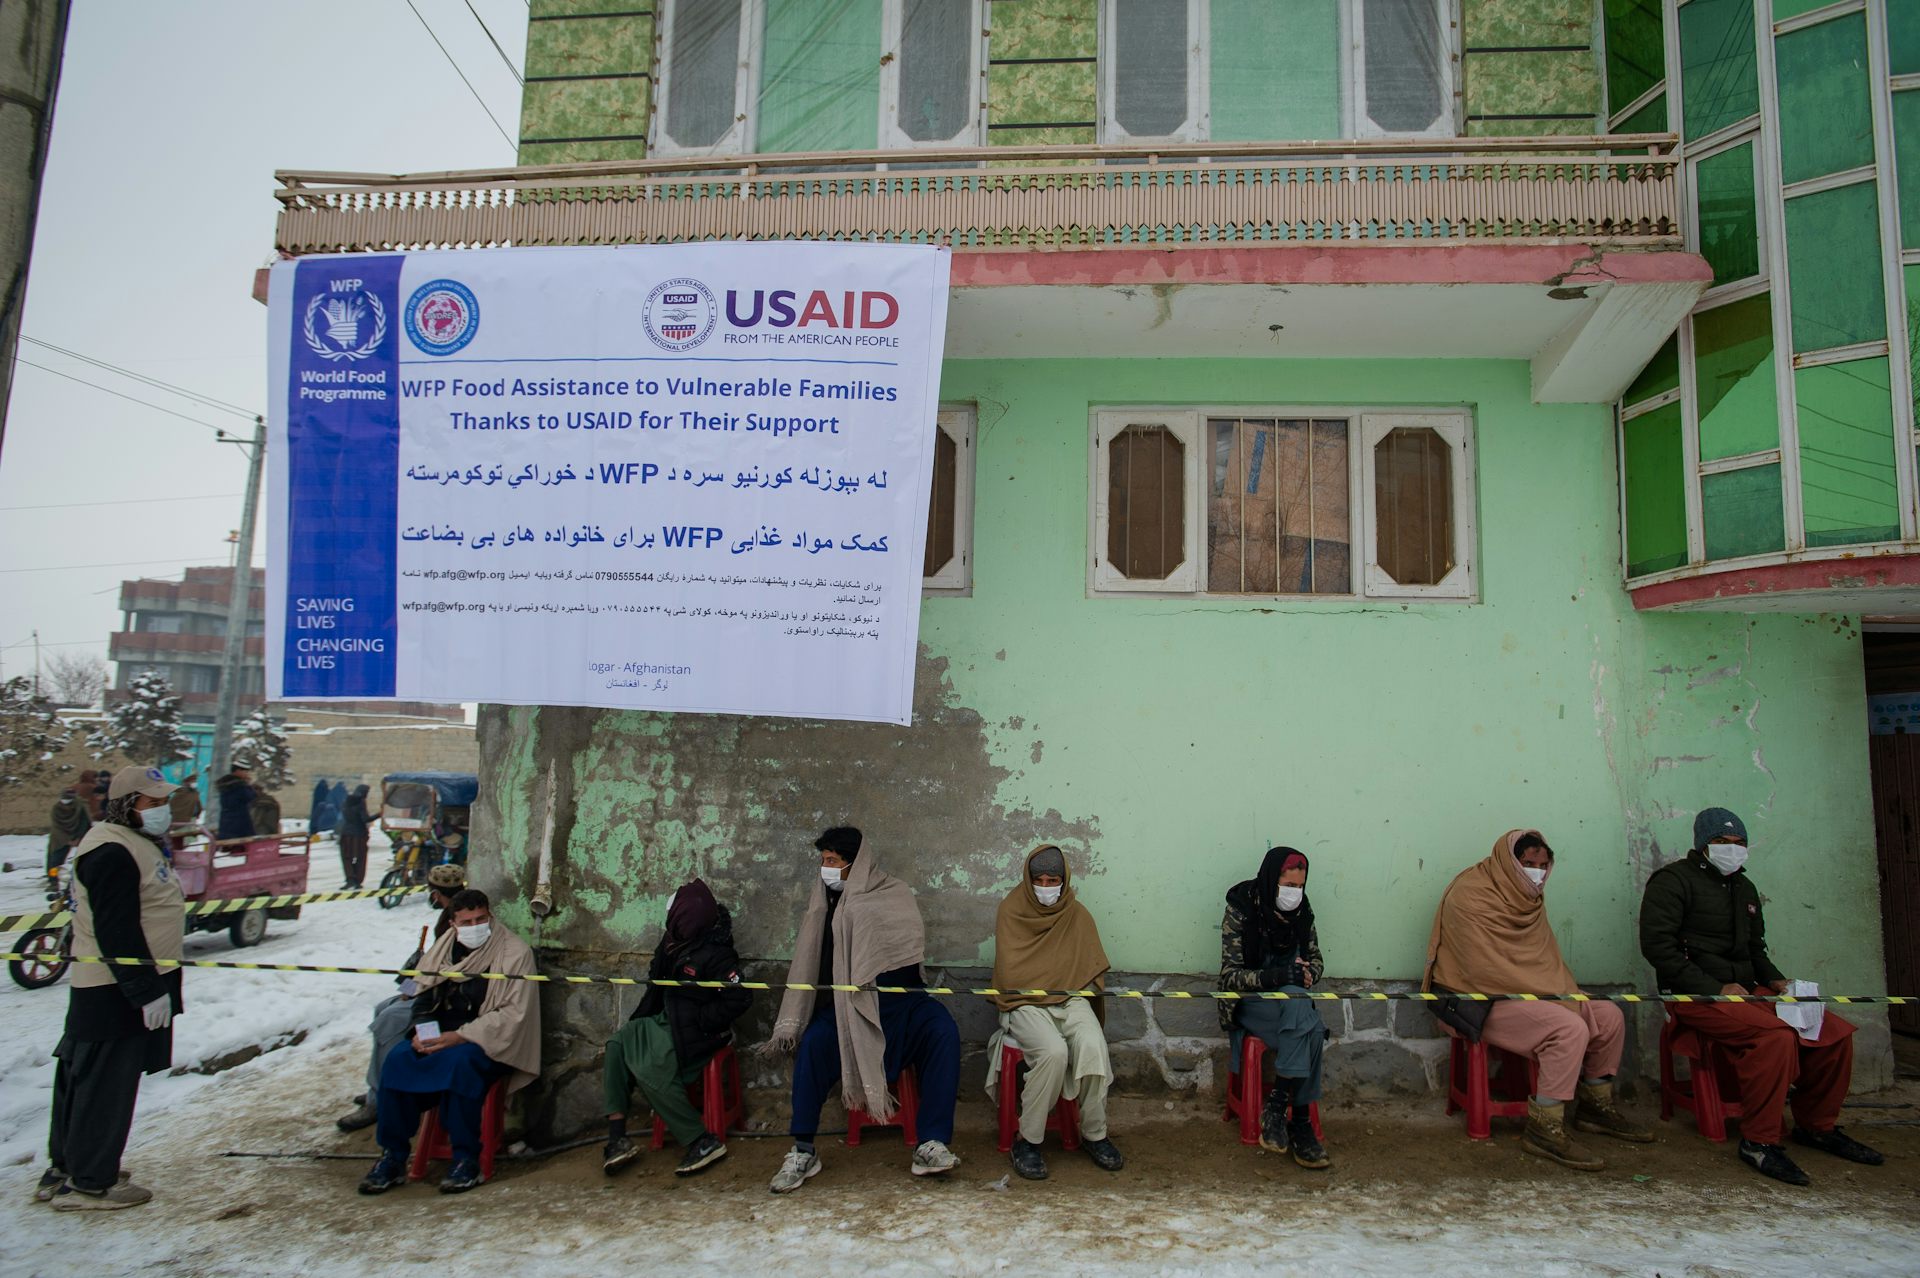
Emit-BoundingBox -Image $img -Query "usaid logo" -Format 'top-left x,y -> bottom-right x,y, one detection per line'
644,277 -> 718,352
404,279 -> 480,356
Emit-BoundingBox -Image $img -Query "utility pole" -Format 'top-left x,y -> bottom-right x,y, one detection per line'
209,416 -> 264,781
0,1 -> 71,460
31,629 -> 40,696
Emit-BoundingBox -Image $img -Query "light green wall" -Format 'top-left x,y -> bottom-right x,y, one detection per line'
480,355 -> 1884,998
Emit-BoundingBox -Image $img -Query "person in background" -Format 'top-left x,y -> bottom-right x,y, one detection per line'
335,864 -> 466,1133
213,765 -> 255,842
988,844 -> 1123,1180
87,770 -> 110,822
338,784 -> 373,890
46,785 -> 93,876
35,767 -> 185,1211
1640,807 -> 1881,1186
602,878 -> 752,1177
166,773 -> 202,844
764,826 -> 962,1193
1219,846 -> 1331,1169
358,888 -> 541,1196
1425,830 -> 1651,1173
249,787 -> 282,839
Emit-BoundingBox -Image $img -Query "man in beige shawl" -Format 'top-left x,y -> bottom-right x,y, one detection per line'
1425,830 -> 1650,1171
358,888 -> 541,1195
765,827 -> 961,1193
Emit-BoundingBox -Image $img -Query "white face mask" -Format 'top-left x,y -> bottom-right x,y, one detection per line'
1274,885 -> 1305,912
1521,866 -> 1548,887
1033,884 -> 1063,907
821,865 -> 846,891
455,922 -> 491,949
138,805 -> 173,837
1706,844 -> 1749,876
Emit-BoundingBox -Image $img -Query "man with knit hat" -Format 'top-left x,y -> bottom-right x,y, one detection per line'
35,766 -> 184,1211
1640,806 -> 1882,1185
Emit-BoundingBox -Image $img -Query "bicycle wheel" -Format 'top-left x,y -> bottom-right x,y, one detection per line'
9,928 -> 71,990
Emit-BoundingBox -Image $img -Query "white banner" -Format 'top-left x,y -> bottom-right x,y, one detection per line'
266,242 -> 950,725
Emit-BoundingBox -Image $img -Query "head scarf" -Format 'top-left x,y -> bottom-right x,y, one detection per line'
992,844 -> 1110,1012
1423,829 -> 1578,997
665,877 -> 720,951
1251,846 -> 1314,968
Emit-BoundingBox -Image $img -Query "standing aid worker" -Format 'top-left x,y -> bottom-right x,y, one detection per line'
36,766 -> 185,1210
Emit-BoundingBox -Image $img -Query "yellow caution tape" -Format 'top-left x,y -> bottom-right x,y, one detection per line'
0,884 -> 429,934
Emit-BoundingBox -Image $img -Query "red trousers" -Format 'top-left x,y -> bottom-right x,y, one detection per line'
1669,1000 -> 1856,1145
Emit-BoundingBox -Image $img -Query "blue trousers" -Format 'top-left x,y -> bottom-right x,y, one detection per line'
790,994 -> 960,1145
1235,985 -> 1326,1105
374,1041 -> 507,1163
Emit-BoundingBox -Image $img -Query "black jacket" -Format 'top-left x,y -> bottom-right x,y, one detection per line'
1639,850 -> 1786,995
64,841 -> 185,1046
214,774 -> 256,841
631,906 -> 752,1070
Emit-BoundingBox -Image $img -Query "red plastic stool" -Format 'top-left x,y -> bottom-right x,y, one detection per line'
409,1077 -> 507,1182
1659,1011 -> 1745,1142
1222,1033 -> 1323,1146
845,1065 -> 919,1147
1443,1034 -> 1538,1140
994,1044 -> 1085,1153
650,1042 -> 747,1149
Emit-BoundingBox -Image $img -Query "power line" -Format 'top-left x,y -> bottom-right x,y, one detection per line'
12,359 -> 231,435
462,0 -> 524,86
406,0 -> 516,151
19,336 -> 258,419
0,492 -> 241,513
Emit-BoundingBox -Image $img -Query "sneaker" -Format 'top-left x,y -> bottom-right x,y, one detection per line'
1082,1137 -> 1125,1172
910,1139 -> 961,1177
1792,1126 -> 1884,1167
1009,1137 -> 1048,1181
438,1158 -> 483,1194
769,1147 -> 822,1194
1739,1139 -> 1812,1186
675,1133 -> 728,1176
1258,1098 -> 1290,1155
335,1102 -> 377,1133
1573,1080 -> 1655,1144
357,1153 -> 409,1195
1289,1116 -> 1331,1171
50,1181 -> 153,1211
32,1167 -> 66,1203
602,1134 -> 641,1176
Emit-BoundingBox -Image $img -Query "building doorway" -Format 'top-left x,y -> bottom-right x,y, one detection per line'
1864,628 -> 1920,1036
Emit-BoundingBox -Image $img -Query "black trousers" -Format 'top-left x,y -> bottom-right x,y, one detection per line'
339,828 -> 369,888
48,1034 -> 150,1191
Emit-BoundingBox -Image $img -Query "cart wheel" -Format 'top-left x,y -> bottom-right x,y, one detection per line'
377,866 -> 410,910
9,928 -> 71,990
228,908 -> 268,948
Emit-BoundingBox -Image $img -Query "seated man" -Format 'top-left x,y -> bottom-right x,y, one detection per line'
1425,829 -> 1651,1172
989,844 -> 1122,1180
357,888 -> 540,1195
336,864 -> 466,1132
1640,807 -> 1882,1186
765,827 -> 961,1193
602,877 -> 752,1177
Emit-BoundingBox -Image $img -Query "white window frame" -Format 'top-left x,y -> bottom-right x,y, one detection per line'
1348,0 -> 1458,140
1090,409 -> 1204,593
880,0 -> 987,150
1097,0 -> 1209,145
923,405 -> 977,594
653,0 -> 763,158
1088,406 -> 1477,600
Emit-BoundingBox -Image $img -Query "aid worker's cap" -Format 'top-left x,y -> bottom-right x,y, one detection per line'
108,766 -> 177,801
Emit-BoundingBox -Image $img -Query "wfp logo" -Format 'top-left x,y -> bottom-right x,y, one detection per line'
643,277 -> 717,352
302,278 -> 388,362
405,279 -> 480,356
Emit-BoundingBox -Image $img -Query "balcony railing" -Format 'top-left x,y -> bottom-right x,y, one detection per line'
275,135 -> 1680,256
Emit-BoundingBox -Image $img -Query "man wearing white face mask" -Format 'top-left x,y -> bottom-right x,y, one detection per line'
1640,807 -> 1880,1185
37,766 -> 184,1211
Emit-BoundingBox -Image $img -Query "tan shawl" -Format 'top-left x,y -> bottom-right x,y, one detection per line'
415,920 -> 543,1093
992,845 -> 1110,1012
770,848 -> 925,1120
1423,829 -> 1578,997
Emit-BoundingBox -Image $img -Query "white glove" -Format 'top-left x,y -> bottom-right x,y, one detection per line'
141,995 -> 173,1031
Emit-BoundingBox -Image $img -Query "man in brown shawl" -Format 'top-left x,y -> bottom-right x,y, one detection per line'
765,827 -> 961,1193
987,844 -> 1123,1179
1425,830 -> 1650,1172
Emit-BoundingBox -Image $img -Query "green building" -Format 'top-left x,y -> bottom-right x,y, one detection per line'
272,0 -> 1916,1136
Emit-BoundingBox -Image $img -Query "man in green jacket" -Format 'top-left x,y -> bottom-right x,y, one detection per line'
1639,807 -> 1882,1186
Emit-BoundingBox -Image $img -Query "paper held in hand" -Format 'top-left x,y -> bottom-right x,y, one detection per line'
414,1019 -> 441,1043
1774,980 -> 1825,1042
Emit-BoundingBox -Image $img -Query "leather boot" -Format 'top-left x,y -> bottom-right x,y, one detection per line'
1573,1080 -> 1654,1143
1522,1099 -> 1605,1171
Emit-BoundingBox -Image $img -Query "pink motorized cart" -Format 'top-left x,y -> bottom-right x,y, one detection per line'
170,832 -> 312,947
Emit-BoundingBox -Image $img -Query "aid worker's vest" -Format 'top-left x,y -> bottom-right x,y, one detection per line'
68,823 -> 185,989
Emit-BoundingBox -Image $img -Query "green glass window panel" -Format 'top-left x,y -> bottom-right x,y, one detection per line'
1906,263 -> 1920,430
1694,296 -> 1779,461
1624,402 -> 1688,577
1775,13 -> 1874,185
1798,357 -> 1902,547
1211,0 -> 1338,140
1897,91 -> 1920,250
1624,335 -> 1680,407
1605,0 -> 1664,115
1785,181 -> 1887,352
756,0 -> 881,154
1892,7 -> 1920,77
1701,463 -> 1785,560
1772,0 -> 1838,15
1616,92 -> 1665,136
1695,143 -> 1759,285
1679,0 -> 1757,139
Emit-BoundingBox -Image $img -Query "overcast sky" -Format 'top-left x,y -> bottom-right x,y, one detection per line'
0,0 -> 528,687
